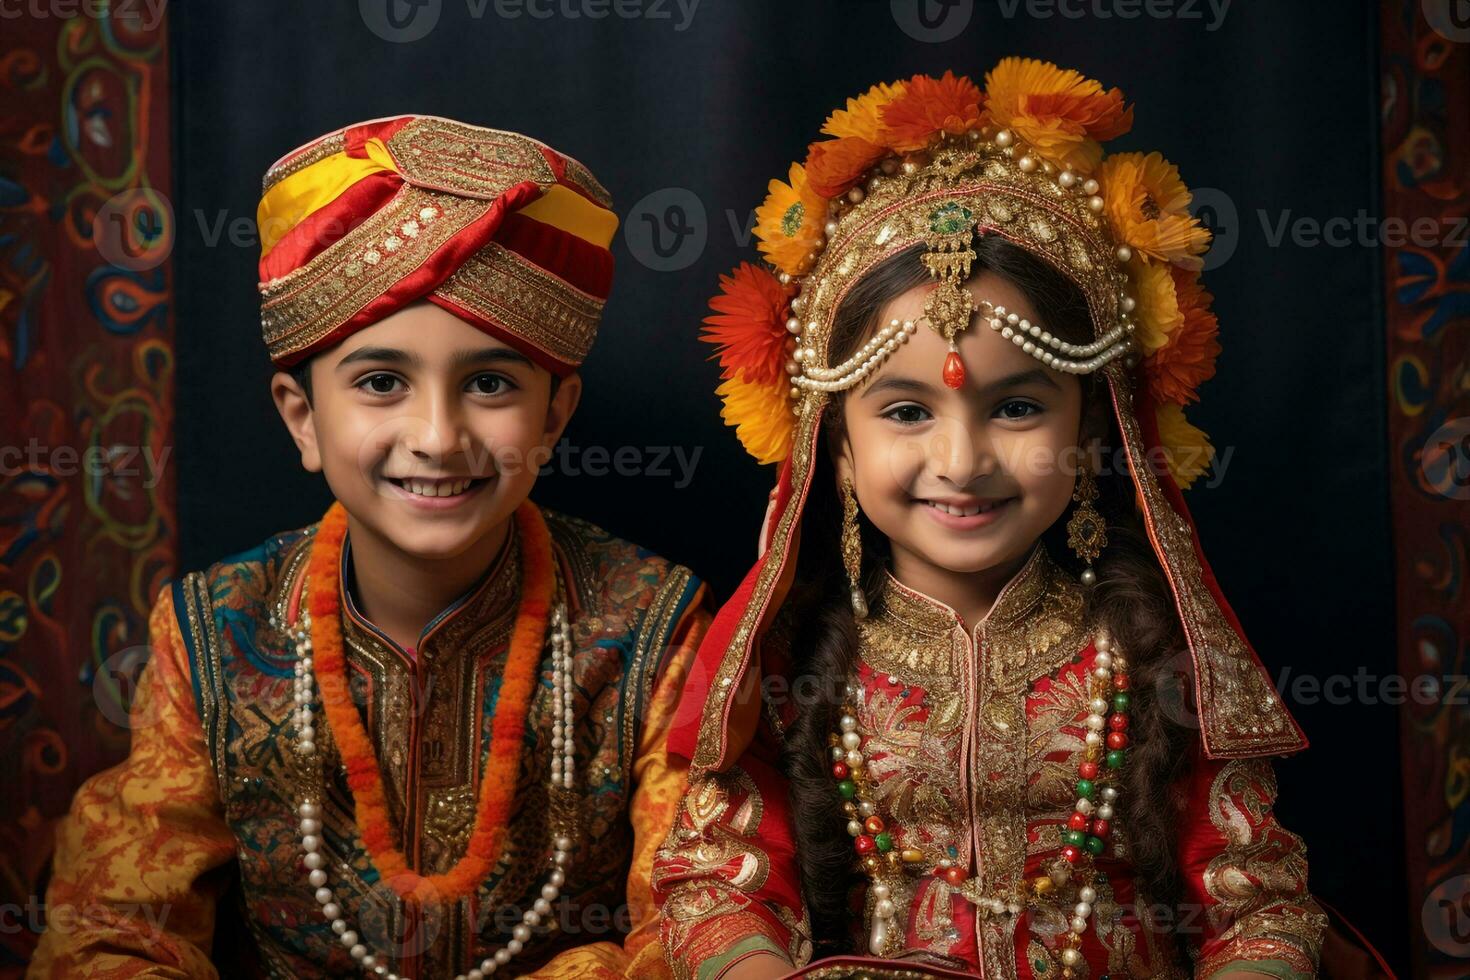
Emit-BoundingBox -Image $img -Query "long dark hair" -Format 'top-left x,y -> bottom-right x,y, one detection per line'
777,236 -> 1197,955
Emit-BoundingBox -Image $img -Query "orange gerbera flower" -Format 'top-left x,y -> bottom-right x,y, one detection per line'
1145,268 -> 1220,405
754,162 -> 827,276
822,80 -> 906,142
1154,402 -> 1215,491
881,71 -> 985,153
716,374 -> 795,465
1097,152 -> 1211,268
805,136 -> 888,199
702,262 -> 794,386
983,57 -> 1132,175
1130,259 -> 1183,354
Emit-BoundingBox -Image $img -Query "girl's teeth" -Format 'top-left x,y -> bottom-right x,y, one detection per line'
926,500 -> 1000,517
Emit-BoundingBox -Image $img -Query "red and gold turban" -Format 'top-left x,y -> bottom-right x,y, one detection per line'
256,115 -> 618,374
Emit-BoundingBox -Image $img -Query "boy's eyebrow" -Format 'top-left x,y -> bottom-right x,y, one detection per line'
335,346 -> 420,370
860,366 -> 1061,399
334,346 -> 533,371
450,347 -> 533,370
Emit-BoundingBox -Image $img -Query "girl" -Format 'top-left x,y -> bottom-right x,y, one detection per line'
653,62 -> 1327,979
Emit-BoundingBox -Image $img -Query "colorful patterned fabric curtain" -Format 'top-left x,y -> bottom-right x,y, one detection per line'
0,6 -> 175,972
1381,2 -> 1470,975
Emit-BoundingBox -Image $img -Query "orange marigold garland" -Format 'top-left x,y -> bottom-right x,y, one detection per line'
305,499 -> 554,902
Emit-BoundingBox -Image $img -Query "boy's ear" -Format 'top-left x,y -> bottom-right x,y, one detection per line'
271,370 -> 323,473
542,371 -> 582,449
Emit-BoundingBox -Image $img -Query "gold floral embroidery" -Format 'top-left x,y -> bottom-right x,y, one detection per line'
260,187 -> 492,363
656,767 -> 771,894
1202,759 -> 1328,962
435,241 -> 604,367
1107,366 -> 1303,757
384,118 -> 558,199
851,543 -> 1099,973
261,131 -> 346,191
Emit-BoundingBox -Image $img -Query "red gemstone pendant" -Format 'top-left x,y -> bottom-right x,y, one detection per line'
941,350 -> 966,389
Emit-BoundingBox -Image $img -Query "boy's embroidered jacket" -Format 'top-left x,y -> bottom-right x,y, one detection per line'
31,510 -> 709,979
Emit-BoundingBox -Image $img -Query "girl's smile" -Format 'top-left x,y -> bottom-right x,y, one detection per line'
914,494 -> 1016,530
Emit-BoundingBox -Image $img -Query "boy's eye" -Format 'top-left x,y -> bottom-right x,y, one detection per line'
358,373 -> 403,395
468,373 -> 513,396
997,399 -> 1040,420
883,403 -> 931,425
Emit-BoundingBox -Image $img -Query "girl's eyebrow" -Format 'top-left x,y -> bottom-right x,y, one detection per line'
977,367 -> 1062,393
860,367 -> 1060,400
860,376 -> 935,399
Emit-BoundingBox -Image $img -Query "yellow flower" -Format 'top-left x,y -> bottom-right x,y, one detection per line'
1097,152 -> 1211,268
822,80 -> 905,143
1130,260 -> 1183,354
984,57 -> 1133,175
1155,402 -> 1214,490
716,375 -> 794,465
754,162 -> 826,277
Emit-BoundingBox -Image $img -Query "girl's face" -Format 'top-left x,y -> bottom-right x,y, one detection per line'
836,270 -> 1085,582
272,302 -> 579,562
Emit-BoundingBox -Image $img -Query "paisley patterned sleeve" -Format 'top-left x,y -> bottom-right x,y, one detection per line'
526,580 -> 712,979
651,739 -> 812,980
1176,746 -> 1328,979
27,586 -> 238,979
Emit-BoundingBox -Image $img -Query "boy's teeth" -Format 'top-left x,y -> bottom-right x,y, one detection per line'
402,479 -> 473,498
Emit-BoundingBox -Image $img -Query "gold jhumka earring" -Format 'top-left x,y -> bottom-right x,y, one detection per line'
840,477 -> 869,619
1067,462 -> 1108,586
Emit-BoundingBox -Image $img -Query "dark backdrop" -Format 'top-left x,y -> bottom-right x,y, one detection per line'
169,0 -> 1403,967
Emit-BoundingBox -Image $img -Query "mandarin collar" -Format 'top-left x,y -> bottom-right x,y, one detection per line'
873,540 -> 1058,642
338,519 -> 521,662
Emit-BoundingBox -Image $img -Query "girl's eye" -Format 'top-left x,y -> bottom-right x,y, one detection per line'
883,403 -> 931,426
468,373 -> 513,396
997,399 -> 1041,421
357,373 -> 403,395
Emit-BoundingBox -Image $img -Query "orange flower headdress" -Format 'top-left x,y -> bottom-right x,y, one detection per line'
677,59 -> 1305,773
703,61 -> 1217,488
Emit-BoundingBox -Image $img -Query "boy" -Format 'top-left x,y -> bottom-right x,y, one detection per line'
30,116 -> 709,979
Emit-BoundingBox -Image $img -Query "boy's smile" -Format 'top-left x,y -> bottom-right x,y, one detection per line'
382,474 -> 495,507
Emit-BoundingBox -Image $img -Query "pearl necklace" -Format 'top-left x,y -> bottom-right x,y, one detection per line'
833,627 -> 1128,974
289,604 -> 577,980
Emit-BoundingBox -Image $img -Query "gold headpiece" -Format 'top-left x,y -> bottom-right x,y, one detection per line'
702,63 -> 1215,490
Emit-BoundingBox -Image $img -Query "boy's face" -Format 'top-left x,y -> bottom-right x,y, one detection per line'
271,302 -> 580,562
